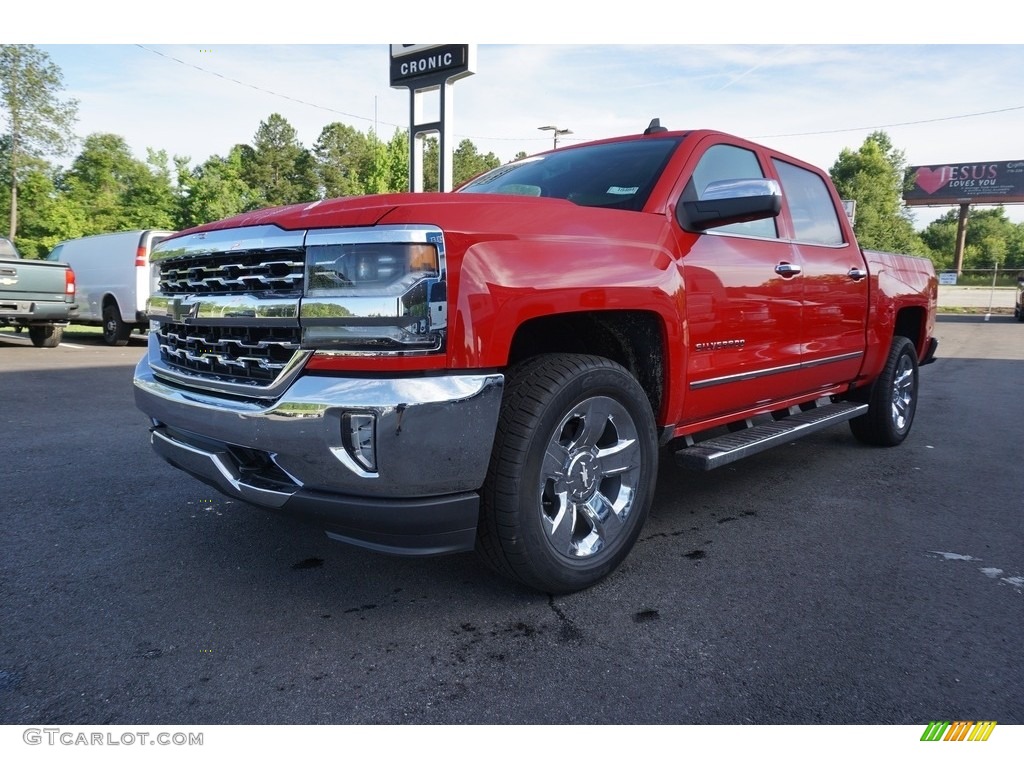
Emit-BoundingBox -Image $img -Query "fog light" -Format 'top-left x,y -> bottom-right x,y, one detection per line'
343,413 -> 377,472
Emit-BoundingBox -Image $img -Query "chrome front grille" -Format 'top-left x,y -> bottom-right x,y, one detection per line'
147,223 -> 447,395
150,227 -> 308,392
157,250 -> 305,295
155,322 -> 301,385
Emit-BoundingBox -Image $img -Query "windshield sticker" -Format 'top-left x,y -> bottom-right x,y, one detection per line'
607,186 -> 639,195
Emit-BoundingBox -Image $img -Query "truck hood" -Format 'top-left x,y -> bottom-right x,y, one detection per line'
170,192 -> 596,240
175,194 -> 408,235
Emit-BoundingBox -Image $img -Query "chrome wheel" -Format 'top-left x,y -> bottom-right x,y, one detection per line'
538,396 -> 642,560
850,336 -> 919,447
890,354 -> 915,432
477,354 -> 658,593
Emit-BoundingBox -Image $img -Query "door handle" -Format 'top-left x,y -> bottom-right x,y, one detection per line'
775,263 -> 802,277
848,268 -> 868,281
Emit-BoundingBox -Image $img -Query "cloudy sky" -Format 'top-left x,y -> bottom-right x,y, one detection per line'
11,4 -> 1024,226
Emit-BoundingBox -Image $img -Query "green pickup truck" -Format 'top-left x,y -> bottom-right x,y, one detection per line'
0,237 -> 77,347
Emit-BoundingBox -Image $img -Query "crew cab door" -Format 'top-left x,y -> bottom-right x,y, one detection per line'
771,157 -> 868,388
675,141 -> 805,425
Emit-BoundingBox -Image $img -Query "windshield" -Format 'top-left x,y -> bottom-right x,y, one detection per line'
458,137 -> 682,212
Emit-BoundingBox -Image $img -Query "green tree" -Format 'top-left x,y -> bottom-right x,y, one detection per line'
242,113 -> 317,208
313,122 -> 370,198
385,128 -> 409,193
416,136 -> 501,192
829,131 -> 924,255
124,148 -> 176,229
453,138 -> 500,187
920,207 -> 1024,272
61,133 -> 176,233
15,168 -> 88,258
0,44 -> 78,242
357,130 -> 393,195
422,136 -> 439,192
0,143 -> 87,258
175,146 -> 253,228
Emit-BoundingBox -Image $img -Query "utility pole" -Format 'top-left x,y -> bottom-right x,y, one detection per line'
538,125 -> 572,149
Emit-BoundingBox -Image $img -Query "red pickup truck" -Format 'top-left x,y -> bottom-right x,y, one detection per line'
134,124 -> 938,592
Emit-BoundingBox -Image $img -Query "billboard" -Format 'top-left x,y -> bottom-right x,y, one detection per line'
904,160 -> 1024,206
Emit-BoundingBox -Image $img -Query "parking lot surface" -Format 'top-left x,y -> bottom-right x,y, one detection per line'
1,317 -> 1021,725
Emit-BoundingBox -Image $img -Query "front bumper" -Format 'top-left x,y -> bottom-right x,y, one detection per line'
134,355 -> 504,555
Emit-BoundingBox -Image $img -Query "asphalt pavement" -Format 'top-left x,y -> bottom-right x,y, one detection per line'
0,318 -> 1021,731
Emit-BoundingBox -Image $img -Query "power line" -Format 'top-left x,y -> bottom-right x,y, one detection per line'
753,104 -> 1024,139
137,44 -> 548,148
137,45 -> 1024,146
135,44 -> 402,130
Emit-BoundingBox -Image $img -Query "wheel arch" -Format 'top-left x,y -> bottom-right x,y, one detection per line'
506,310 -> 667,424
101,293 -> 122,315
893,305 -> 926,357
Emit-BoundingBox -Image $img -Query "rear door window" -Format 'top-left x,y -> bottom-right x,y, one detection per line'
773,159 -> 845,245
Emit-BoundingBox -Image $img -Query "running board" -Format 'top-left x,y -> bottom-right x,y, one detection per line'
674,402 -> 869,471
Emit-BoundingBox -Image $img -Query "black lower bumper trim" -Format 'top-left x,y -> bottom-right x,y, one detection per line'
280,488 -> 479,557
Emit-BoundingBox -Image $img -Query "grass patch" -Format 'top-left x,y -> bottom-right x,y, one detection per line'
65,324 -> 103,335
938,306 -> 1013,315
63,324 -> 148,341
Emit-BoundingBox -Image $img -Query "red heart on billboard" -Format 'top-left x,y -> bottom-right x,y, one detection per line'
914,167 -> 949,195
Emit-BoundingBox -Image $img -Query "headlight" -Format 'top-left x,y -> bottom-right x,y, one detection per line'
307,242 -> 437,293
300,228 -> 447,354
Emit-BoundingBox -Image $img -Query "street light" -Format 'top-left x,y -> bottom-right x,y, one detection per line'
538,125 -> 573,149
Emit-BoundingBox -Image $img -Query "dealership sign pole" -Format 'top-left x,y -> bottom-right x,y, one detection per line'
904,160 -> 1024,276
390,45 -> 477,193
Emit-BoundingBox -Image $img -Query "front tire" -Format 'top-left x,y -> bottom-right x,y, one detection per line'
849,336 -> 919,446
477,354 -> 658,593
103,304 -> 131,346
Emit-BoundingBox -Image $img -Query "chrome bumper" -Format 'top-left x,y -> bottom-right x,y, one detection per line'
134,356 -> 504,555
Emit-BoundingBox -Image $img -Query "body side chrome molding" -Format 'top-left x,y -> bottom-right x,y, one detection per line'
690,351 -> 863,391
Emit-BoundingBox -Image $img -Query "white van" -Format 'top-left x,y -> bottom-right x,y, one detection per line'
47,230 -> 175,345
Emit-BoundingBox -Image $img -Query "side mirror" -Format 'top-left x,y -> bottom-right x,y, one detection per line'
678,178 -> 782,231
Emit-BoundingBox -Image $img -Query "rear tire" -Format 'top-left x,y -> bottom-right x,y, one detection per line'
28,324 -> 63,348
477,354 -> 658,593
849,336 -> 919,446
103,304 -> 131,346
